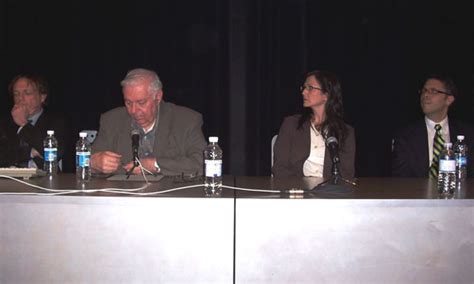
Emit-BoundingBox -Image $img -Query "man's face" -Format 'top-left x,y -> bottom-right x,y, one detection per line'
123,82 -> 162,130
420,79 -> 454,119
12,78 -> 46,117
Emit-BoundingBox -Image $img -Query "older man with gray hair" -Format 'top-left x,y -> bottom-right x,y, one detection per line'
91,68 -> 207,176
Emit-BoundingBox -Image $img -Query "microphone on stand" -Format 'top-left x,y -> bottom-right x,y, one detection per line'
131,129 -> 140,166
126,129 -> 140,179
311,136 -> 356,194
326,136 -> 341,178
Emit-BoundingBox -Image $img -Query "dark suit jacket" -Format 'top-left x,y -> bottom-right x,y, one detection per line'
391,118 -> 474,177
272,114 -> 356,179
0,109 -> 71,169
92,101 -> 207,176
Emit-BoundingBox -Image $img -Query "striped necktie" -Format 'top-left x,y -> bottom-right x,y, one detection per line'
429,124 -> 445,178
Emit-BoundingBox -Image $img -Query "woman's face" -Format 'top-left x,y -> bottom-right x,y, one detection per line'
301,75 -> 327,109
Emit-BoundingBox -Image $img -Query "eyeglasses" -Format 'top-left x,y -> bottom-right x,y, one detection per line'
13,90 -> 37,97
419,88 -> 450,96
300,85 -> 323,92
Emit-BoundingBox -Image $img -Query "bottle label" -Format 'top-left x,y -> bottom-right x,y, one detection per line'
439,159 -> 456,172
76,151 -> 91,167
44,148 -> 58,162
205,160 -> 222,177
456,156 -> 467,167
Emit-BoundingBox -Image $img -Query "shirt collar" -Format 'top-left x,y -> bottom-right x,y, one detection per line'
425,115 -> 448,131
28,108 -> 44,126
143,120 -> 156,134
132,103 -> 161,134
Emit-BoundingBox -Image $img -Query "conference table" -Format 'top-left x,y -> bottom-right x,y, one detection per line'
0,174 -> 473,283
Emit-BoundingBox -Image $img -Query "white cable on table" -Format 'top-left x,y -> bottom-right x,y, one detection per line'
0,175 -> 290,196
0,174 -> 150,195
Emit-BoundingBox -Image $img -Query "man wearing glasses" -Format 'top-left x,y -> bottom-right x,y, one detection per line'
391,74 -> 474,177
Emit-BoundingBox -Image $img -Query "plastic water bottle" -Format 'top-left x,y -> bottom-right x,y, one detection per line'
76,132 -> 91,182
43,130 -> 58,176
437,142 -> 456,196
204,136 -> 223,195
453,135 -> 468,181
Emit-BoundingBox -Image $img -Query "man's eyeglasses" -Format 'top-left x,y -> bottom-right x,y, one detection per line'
13,90 -> 37,98
419,88 -> 450,96
300,85 -> 323,92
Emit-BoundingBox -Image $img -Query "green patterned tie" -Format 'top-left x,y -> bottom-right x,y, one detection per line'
429,124 -> 445,178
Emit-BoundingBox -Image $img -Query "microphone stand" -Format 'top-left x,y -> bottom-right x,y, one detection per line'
312,158 -> 356,193
125,128 -> 158,179
125,156 -> 140,179
126,156 -> 157,179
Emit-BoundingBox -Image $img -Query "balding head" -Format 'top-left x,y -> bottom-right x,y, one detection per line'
120,68 -> 162,99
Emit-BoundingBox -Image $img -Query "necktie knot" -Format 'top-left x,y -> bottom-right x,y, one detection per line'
434,124 -> 442,132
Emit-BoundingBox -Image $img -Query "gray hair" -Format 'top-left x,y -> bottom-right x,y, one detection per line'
120,68 -> 163,96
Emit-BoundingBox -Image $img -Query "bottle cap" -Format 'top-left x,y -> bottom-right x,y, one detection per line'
47,130 -> 54,135
457,135 -> 465,140
79,132 -> 87,138
209,136 -> 218,143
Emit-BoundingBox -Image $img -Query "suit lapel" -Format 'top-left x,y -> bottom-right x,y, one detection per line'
33,111 -> 45,129
28,112 -> 46,168
414,119 -> 430,176
448,119 -> 459,143
295,120 -> 311,175
153,101 -> 170,155
116,112 -> 133,163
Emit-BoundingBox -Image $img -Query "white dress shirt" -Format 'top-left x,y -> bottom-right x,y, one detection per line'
303,124 -> 326,177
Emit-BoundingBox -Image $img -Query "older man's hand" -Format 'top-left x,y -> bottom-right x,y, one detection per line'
123,157 -> 157,175
91,151 -> 122,174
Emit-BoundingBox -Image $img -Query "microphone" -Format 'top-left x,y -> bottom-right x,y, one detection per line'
312,136 -> 356,192
131,129 -> 140,166
326,136 -> 341,177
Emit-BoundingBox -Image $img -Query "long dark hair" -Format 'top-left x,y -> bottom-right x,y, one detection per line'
297,70 -> 348,144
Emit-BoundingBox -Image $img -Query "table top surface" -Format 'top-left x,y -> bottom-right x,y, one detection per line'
0,174 -> 473,200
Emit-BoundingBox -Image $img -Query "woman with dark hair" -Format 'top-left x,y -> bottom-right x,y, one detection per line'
272,70 -> 355,178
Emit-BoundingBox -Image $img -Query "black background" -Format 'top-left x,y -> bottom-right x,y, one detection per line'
1,0 -> 472,176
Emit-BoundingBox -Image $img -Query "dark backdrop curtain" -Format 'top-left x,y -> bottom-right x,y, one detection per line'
1,0 -> 472,175
244,0 -> 473,176
0,0 -> 230,172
